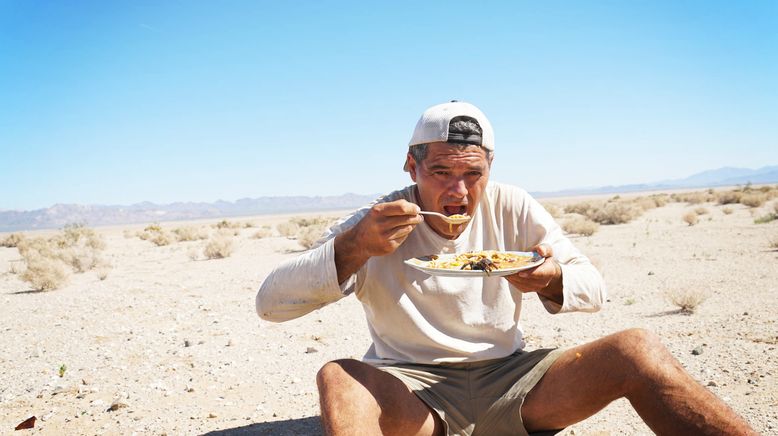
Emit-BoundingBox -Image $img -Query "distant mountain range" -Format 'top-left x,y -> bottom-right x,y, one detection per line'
2,165 -> 777,232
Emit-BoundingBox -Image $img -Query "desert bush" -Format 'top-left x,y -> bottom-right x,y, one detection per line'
590,202 -> 641,225
682,212 -> 698,226
770,236 -> 778,249
716,190 -> 742,205
541,202 -> 563,218
21,254 -> 69,291
673,191 -> 709,205
297,224 -> 330,249
563,201 -> 600,216
666,288 -> 707,314
740,193 -> 766,208
277,221 -> 300,238
137,223 -> 172,246
252,226 -> 273,239
8,261 -> 22,275
774,201 -> 778,214
173,226 -> 209,242
562,216 -> 600,236
214,219 -> 246,230
1,233 -> 26,248
754,213 -> 777,224
203,235 -> 234,259
631,196 -> 661,211
14,224 -> 106,290
694,207 -> 708,215
722,206 -> 734,215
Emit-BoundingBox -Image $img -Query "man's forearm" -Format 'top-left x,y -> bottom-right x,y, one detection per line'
334,227 -> 371,285
536,261 -> 564,306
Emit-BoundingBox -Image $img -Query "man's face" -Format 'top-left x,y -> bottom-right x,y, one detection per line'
407,142 -> 491,238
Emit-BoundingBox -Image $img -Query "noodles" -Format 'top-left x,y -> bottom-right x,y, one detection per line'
426,250 -> 536,271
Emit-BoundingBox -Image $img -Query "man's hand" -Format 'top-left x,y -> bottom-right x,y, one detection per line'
334,200 -> 423,284
505,243 -> 563,305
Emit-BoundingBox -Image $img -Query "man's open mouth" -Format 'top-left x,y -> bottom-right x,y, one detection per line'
443,205 -> 468,216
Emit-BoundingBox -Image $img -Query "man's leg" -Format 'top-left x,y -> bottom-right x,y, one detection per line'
316,359 -> 444,436
521,328 -> 757,435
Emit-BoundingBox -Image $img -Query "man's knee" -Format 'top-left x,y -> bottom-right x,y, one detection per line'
316,359 -> 362,393
606,328 -> 682,384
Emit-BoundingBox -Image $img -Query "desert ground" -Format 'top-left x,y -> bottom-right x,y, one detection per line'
1,188 -> 777,435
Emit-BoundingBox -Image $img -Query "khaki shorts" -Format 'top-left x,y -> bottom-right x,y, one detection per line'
376,348 -> 565,436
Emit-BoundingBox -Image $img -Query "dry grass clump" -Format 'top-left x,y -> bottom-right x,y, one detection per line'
631,194 -> 668,211
722,206 -> 734,215
564,200 -> 641,225
252,226 -> 274,239
173,226 -> 209,242
137,223 -> 172,246
590,202 -> 642,225
277,221 -> 300,238
715,190 -> 742,205
770,235 -> 778,250
682,212 -> 699,226
740,193 -> 766,208
666,288 -> 708,314
694,207 -> 709,215
214,219 -> 248,230
21,254 -> 69,291
541,202 -> 563,218
754,213 -> 777,224
671,191 -> 711,205
562,216 -> 600,236
15,224 -> 107,291
297,224 -> 329,249
203,234 -> 234,259
1,232 -> 26,248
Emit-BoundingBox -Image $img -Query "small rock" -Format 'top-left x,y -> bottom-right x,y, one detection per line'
691,346 -> 704,355
647,271 -> 655,276
707,381 -> 718,387
208,413 -> 217,418
226,339 -> 234,347
107,401 -> 128,412
305,347 -> 319,354
184,340 -> 192,347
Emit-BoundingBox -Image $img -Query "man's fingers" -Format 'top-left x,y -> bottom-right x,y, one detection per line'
531,243 -> 553,258
374,200 -> 421,217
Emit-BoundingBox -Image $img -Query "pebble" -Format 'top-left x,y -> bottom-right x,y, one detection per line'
691,346 -> 704,355
107,401 -> 128,412
305,347 -> 318,354
184,340 -> 192,347
707,381 -> 718,387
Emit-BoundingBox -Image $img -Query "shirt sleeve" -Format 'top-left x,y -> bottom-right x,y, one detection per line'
255,237 -> 346,322
520,192 -> 607,314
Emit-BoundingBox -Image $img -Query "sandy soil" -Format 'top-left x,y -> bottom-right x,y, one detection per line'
1,198 -> 776,435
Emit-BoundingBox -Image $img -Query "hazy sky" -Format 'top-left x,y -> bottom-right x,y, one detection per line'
1,1 -> 776,211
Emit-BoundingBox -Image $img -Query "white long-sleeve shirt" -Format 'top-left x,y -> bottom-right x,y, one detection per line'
257,182 -> 606,364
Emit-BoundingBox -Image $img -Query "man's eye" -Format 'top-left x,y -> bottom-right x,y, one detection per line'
467,172 -> 482,177
433,171 -> 450,176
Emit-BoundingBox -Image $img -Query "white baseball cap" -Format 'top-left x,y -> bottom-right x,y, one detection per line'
404,101 -> 494,171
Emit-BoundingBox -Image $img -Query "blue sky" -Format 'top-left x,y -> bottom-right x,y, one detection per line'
1,1 -> 776,211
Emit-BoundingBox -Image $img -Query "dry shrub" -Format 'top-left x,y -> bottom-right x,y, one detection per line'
716,190 -> 742,205
754,213 -> 777,224
672,191 -> 709,205
590,202 -> 641,225
96,265 -> 111,281
631,196 -> 665,211
722,206 -> 734,215
666,289 -> 707,314
137,223 -> 172,246
8,261 -> 22,275
1,233 -> 26,248
740,193 -> 766,208
297,224 -> 329,249
214,219 -> 243,229
252,226 -> 273,239
277,221 -> 300,238
694,207 -> 709,215
774,201 -> 778,214
173,226 -> 209,242
20,253 -> 69,291
16,225 -> 107,280
683,212 -> 699,226
563,201 -> 600,216
541,202 -> 563,218
203,235 -> 234,259
562,216 -> 600,236
770,236 -> 778,250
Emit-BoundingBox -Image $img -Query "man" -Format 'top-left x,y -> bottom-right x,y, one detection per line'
257,101 -> 755,435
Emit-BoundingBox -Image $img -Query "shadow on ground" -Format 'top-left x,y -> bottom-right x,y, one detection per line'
202,416 -> 322,436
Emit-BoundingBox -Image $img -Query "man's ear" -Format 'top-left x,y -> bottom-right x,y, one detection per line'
406,153 -> 418,182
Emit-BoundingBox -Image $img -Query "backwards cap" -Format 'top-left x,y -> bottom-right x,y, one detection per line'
404,101 -> 494,171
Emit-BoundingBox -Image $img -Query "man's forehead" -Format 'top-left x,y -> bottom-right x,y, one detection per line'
424,142 -> 489,164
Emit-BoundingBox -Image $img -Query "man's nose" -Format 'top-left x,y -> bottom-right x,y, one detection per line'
448,178 -> 468,197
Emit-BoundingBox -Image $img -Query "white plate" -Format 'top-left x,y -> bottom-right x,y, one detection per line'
404,251 -> 545,277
